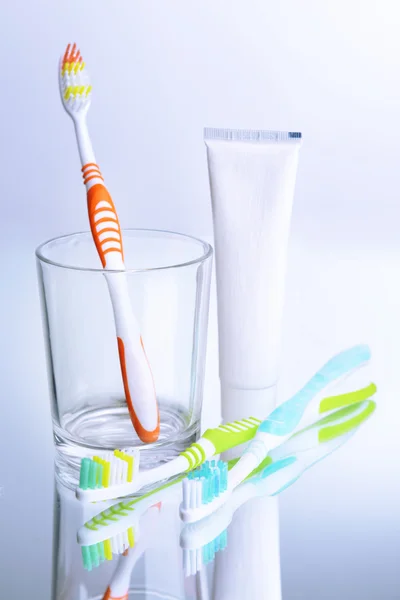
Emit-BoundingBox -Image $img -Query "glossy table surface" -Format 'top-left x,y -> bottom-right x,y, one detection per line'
1,388 -> 399,600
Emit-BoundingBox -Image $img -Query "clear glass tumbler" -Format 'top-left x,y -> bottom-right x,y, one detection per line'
36,229 -> 213,489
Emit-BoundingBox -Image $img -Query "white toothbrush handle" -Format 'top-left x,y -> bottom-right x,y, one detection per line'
106,273 -> 159,437
228,431 -> 282,490
227,450 -> 263,490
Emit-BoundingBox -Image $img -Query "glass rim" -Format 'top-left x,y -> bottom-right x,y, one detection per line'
35,228 -> 213,273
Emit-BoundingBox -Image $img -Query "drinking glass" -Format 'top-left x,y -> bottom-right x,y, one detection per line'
36,229 -> 213,489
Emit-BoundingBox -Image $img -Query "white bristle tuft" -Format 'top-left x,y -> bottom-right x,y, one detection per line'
196,481 -> 202,508
189,551 -> 195,577
183,549 -> 189,576
116,457 -> 122,484
111,536 -> 117,555
190,482 -> 197,509
196,550 -> 202,573
110,457 -> 117,486
183,479 -> 189,508
122,460 -> 128,483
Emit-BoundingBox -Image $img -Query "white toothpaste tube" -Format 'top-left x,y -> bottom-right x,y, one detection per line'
204,128 -> 302,422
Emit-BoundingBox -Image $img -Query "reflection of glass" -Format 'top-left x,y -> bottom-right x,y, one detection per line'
214,497 -> 282,600
52,477 -> 196,599
36,229 -> 212,489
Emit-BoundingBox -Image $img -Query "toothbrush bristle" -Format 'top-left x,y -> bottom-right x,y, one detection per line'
60,43 -> 92,111
81,526 -> 135,571
182,461 -> 228,512
79,449 -> 139,491
183,529 -> 228,577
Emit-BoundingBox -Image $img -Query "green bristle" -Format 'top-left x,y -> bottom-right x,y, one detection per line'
81,546 -> 92,571
79,458 -> 91,490
88,461 -> 98,489
89,543 -> 100,568
96,464 -> 104,488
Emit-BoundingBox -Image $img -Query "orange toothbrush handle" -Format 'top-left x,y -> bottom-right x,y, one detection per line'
86,181 -> 124,269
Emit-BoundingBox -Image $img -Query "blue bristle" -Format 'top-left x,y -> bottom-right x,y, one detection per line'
215,468 -> 220,496
222,462 -> 228,491
211,473 -> 216,501
205,476 -> 210,503
199,530 -> 229,570
208,475 -> 213,503
217,461 -> 223,492
196,459 -> 231,506
207,477 -> 212,504
202,477 -> 207,504
210,472 -> 216,500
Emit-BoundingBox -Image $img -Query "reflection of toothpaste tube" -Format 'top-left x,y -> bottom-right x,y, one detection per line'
204,128 -> 302,422
213,497 -> 282,600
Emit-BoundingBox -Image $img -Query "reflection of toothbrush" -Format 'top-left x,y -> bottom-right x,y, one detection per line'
102,549 -> 133,600
76,416 -> 262,503
80,495 -> 162,572
59,43 -> 159,443
180,345 -> 375,522
78,477 -> 176,564
180,398 -> 376,576
101,505 -> 160,599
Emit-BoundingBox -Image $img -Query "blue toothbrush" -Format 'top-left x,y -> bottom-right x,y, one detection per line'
180,397 -> 376,576
180,344 -> 375,523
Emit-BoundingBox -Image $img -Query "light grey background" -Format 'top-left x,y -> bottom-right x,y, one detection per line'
1,1 -> 399,598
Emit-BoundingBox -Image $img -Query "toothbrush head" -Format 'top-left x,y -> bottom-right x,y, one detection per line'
79,499 -> 163,571
182,526 -> 228,577
59,43 -> 92,117
78,449 -> 140,492
81,524 -> 136,571
182,460 -> 229,515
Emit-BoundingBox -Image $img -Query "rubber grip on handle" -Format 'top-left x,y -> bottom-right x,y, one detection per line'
87,183 -> 124,267
202,419 -> 259,454
117,337 -> 160,443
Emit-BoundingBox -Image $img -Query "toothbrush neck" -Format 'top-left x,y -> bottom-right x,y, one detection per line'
74,117 -> 105,190
74,116 -> 97,168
